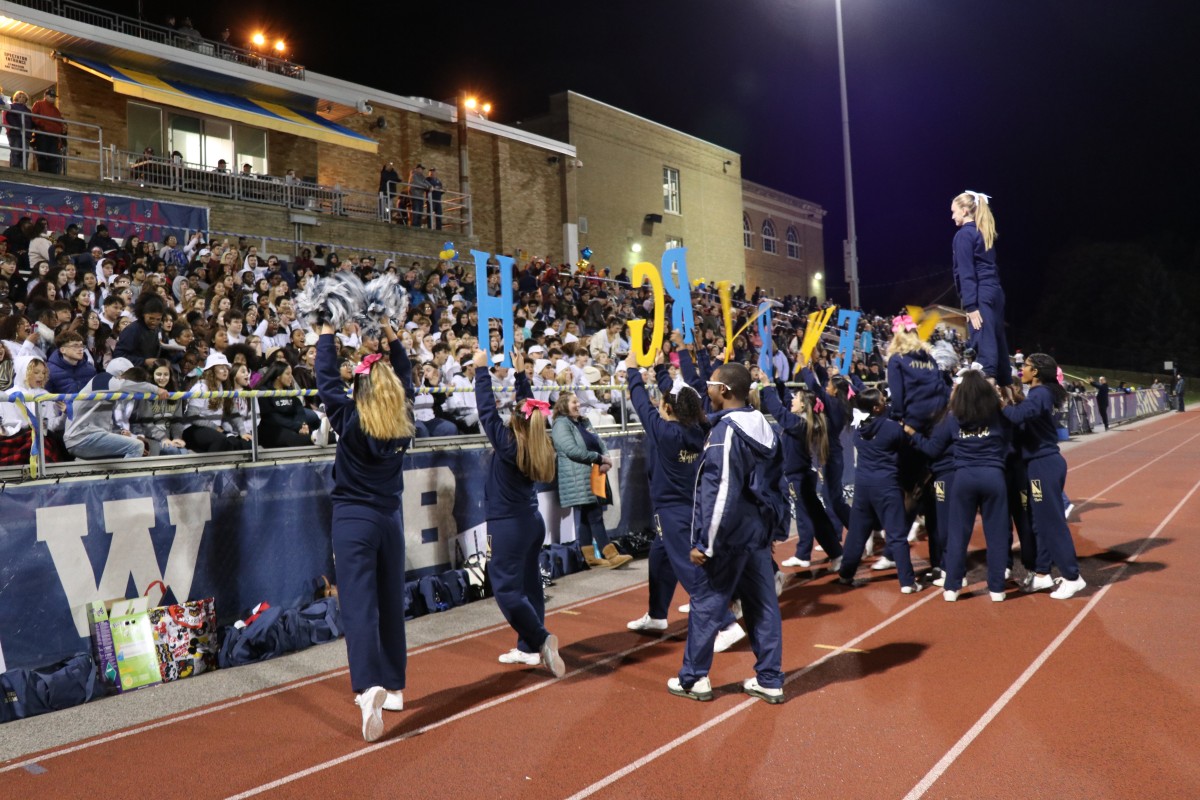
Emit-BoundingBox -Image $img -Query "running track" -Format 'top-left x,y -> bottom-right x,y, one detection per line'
3,411 -> 1198,799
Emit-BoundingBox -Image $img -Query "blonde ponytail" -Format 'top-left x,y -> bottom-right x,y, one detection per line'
954,191 -> 998,250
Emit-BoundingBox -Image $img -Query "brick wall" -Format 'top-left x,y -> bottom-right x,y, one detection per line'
57,63 -> 126,181
743,181 -> 827,300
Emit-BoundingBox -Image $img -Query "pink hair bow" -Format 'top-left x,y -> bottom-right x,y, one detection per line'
813,398 -> 825,414
846,385 -> 856,399
892,314 -> 917,334
521,398 -> 552,419
353,353 -> 384,375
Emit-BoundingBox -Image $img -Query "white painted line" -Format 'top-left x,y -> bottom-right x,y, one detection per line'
1068,413 -> 1194,473
0,580 -> 647,774
223,630 -> 688,800
561,589 -> 942,800
902,469 -> 1200,799
1070,430 -> 1200,515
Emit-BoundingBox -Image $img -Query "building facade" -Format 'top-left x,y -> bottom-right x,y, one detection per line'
742,180 -> 826,301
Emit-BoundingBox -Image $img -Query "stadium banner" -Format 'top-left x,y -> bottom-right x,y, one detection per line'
0,433 -> 651,670
0,181 -> 209,245
1066,387 -> 1166,433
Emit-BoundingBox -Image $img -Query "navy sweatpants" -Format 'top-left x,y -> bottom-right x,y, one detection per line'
646,504 -> 738,629
679,544 -> 783,690
489,512 -> 551,654
969,288 -> 1012,387
331,503 -> 407,694
788,474 -> 844,562
1027,453 -> 1080,581
1005,457 -> 1038,571
824,448 -> 852,530
838,482 -> 916,588
944,466 -> 1010,593
928,470 -> 956,573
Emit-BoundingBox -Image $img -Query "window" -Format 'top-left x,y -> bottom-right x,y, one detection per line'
665,236 -> 683,251
743,213 -> 753,249
235,127 -> 268,174
762,219 -> 777,254
663,166 -> 680,214
127,102 -> 163,154
786,226 -> 801,260
164,113 -> 262,172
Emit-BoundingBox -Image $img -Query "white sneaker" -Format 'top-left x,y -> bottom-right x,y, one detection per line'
932,574 -> 946,587
1064,503 -> 1076,520
667,675 -> 713,701
731,599 -> 744,620
383,690 -> 404,712
900,582 -> 924,594
314,415 -> 331,446
989,591 -> 1006,603
498,648 -> 541,665
714,622 -> 747,653
627,613 -> 668,632
743,677 -> 784,704
1025,573 -> 1055,593
871,556 -> 896,571
774,571 -> 791,597
355,686 -> 386,742
1004,568 -> 1012,580
678,603 -> 691,614
1050,576 -> 1087,600
907,517 -> 924,543
864,535 -> 876,557
540,634 -> 565,677
781,556 -> 810,568
943,589 -> 959,602
828,555 -> 843,573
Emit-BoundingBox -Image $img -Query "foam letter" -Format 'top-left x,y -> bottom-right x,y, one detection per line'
718,281 -> 734,360
796,306 -> 836,373
835,309 -> 861,375
628,261 -> 665,367
661,247 -> 695,344
756,302 -> 775,378
472,250 -> 515,368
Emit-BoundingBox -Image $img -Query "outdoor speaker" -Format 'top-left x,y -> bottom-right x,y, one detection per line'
422,130 -> 453,146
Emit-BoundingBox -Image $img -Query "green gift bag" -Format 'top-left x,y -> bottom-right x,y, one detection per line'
108,598 -> 160,691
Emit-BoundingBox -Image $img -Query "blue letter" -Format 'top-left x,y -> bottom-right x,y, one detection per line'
472,250 -> 514,368
661,247 -> 695,344
835,309 -> 861,376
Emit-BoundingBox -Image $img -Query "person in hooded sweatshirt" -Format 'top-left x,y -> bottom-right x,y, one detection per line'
668,362 -> 786,705
624,348 -> 742,647
47,330 -> 96,394
0,354 -> 66,464
63,357 -> 166,459
316,317 -> 414,743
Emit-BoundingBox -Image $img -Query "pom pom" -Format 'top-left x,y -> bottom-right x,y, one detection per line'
295,271 -> 365,331
359,273 -> 410,337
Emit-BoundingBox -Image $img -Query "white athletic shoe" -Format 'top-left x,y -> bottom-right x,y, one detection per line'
943,589 -> 959,602
731,599 -> 744,620
1050,576 -> 1087,600
900,582 -> 924,595
743,677 -> 785,704
355,686 -> 386,742
828,555 -> 843,573
864,535 -> 876,557
667,675 -> 713,701
1064,503 -> 1076,520
1024,573 -> 1055,593
714,622 -> 747,653
781,556 -> 810,568
871,556 -> 896,571
774,571 -> 791,597
907,517 -> 924,543
383,690 -> 404,712
498,648 -> 541,665
627,613 -> 669,632
989,591 -> 1006,603
540,634 -> 566,678
678,603 -> 691,614
314,415 -> 331,447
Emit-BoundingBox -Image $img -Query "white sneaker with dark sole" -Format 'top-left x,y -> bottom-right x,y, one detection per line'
743,677 -> 784,704
667,676 -> 713,701
1050,576 -> 1087,600
355,686 -> 386,742
714,622 -> 747,653
900,582 -> 924,594
781,556 -> 810,568
871,556 -> 896,571
627,613 -> 669,632
540,634 -> 566,678
498,648 -> 541,665
1024,573 -> 1055,593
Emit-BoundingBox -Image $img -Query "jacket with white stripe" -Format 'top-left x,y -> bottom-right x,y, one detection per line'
691,406 -> 785,557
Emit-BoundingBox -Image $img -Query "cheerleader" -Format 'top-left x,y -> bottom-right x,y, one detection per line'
800,360 -> 854,530
950,191 -> 1011,385
1002,353 -> 1086,599
471,348 -> 565,677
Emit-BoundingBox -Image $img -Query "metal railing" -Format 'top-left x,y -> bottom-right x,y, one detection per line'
1,107 -> 104,175
8,0 -> 306,79
383,179 -> 470,232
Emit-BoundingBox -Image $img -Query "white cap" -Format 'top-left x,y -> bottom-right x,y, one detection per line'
106,357 -> 134,377
204,352 -> 231,371
582,366 -> 602,385
527,345 -> 546,355
491,353 -> 507,365
533,359 -> 552,375
563,332 -> 579,344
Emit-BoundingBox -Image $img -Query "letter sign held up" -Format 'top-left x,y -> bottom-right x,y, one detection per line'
627,261 -> 665,367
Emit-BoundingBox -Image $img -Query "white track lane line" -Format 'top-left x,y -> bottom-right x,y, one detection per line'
560,589 -> 943,800
0,581 -> 646,774
903,469 -> 1200,800
1067,413 -> 1194,473
1068,429 -> 1200,515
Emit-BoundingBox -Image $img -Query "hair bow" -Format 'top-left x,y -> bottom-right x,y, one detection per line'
892,314 -> 917,334
813,398 -> 825,414
966,190 -> 991,206
846,385 -> 856,399
521,398 -> 552,419
353,353 -> 384,375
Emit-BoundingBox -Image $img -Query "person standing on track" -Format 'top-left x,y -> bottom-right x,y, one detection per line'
1003,353 -> 1087,600
800,359 -> 854,532
316,318 -> 414,742
668,362 -> 786,705
471,348 -> 566,678
951,191 -> 1011,386
1089,376 -> 1110,431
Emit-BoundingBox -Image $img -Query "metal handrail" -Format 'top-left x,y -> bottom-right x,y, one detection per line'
1,107 -> 104,174
6,0 -> 306,79
384,179 -> 470,231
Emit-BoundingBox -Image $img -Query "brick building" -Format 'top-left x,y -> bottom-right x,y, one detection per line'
742,180 -> 827,301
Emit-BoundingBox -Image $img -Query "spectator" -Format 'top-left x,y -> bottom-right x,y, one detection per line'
256,360 -> 313,447
413,361 -> 458,437
87,224 -> 119,253
113,293 -> 165,366
64,358 -> 164,459
30,88 -> 65,174
0,355 -> 66,464
47,331 -> 96,393
5,91 -> 31,169
443,354 -> 479,432
427,167 -> 444,229
128,359 -> 188,455
408,163 -> 429,227
182,352 -> 251,452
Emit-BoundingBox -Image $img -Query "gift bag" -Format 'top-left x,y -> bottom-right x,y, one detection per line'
109,598 -> 161,691
86,601 -> 121,695
148,588 -> 218,683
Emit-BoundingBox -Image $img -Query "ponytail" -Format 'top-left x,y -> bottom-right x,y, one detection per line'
954,191 -> 998,250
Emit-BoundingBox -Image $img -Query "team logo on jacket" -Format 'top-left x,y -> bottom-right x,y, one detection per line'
1030,480 -> 1043,502
934,481 -> 945,502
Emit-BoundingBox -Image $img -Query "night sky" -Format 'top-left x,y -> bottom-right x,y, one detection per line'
96,1 -> 1199,319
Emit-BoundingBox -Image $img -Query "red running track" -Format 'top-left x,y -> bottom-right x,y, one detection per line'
3,411 -> 1198,800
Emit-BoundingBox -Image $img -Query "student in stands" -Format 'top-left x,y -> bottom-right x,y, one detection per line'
470,347 -> 565,677
316,316 -> 414,742
257,360 -> 313,447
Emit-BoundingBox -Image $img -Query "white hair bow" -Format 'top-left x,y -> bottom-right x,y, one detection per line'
966,190 -> 991,207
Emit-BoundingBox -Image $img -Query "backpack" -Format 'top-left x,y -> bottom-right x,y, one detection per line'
1,653 -> 97,723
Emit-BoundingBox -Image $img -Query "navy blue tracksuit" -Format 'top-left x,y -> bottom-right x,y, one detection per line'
910,416 -> 958,574
475,370 -> 553,655
837,415 -> 917,588
1005,439 -> 1038,572
626,365 -> 715,621
679,408 -> 784,691
316,334 -> 413,694
1003,386 -> 1080,581
761,384 -> 844,563
953,221 -> 1011,386
801,364 -> 852,529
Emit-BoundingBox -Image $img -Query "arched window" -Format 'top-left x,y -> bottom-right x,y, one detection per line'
761,219 -> 777,254
786,226 -> 801,260
743,213 -> 753,249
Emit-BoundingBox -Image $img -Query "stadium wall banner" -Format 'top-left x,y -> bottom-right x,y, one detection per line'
1066,387 -> 1166,433
0,181 -> 210,246
0,434 -> 651,671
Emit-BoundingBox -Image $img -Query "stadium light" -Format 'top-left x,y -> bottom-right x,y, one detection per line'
251,32 -> 265,47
